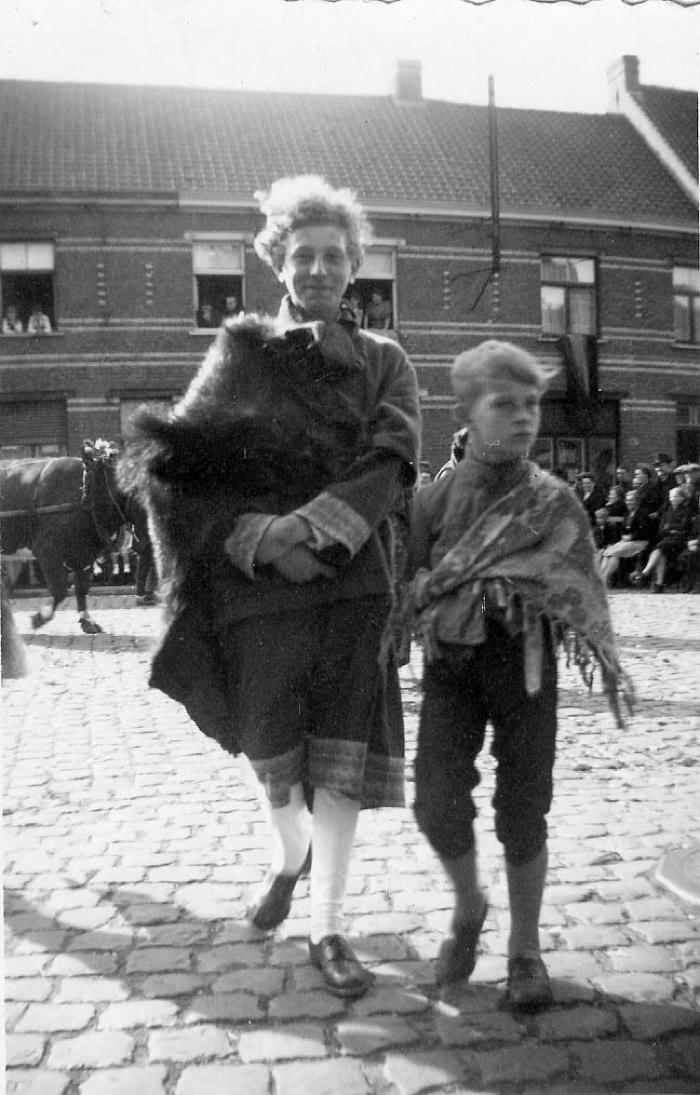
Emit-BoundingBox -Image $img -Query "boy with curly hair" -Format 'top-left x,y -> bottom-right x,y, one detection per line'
408,340 -> 631,1009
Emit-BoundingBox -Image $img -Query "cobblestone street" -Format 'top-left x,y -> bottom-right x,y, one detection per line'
3,591 -> 700,1095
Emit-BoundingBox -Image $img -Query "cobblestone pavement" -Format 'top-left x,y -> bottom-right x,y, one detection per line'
3,592 -> 700,1095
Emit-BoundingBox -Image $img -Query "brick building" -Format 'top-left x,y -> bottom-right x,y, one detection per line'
0,56 -> 697,482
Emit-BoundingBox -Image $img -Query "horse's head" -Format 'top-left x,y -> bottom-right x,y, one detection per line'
80,438 -> 127,539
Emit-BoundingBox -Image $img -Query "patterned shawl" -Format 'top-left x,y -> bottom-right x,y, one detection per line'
410,460 -> 634,728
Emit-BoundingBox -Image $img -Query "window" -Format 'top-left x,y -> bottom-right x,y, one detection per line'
0,398 -> 67,461
0,242 -> 56,334
540,256 -> 596,337
673,266 -> 700,343
192,240 -> 244,328
348,246 -> 396,333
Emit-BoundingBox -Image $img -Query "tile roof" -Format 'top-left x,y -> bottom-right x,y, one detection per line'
0,79 -> 696,225
631,82 -> 698,180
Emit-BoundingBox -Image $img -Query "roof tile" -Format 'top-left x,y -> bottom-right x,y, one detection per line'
0,79 -> 696,224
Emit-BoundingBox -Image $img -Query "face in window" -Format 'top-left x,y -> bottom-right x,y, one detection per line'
280,225 -> 353,323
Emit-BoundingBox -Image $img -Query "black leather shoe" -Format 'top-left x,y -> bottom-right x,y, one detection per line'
309,934 -> 369,998
247,847 -> 311,931
435,901 -> 488,987
505,954 -> 553,1012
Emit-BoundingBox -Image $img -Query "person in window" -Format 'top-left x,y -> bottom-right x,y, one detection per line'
222,294 -> 241,321
121,175 -> 421,1000
364,289 -> 392,331
347,288 -> 364,327
197,302 -> 218,328
2,305 -> 24,334
26,303 -> 52,335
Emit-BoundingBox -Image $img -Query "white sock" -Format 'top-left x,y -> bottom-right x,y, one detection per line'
309,787 -> 360,944
259,781 -> 311,876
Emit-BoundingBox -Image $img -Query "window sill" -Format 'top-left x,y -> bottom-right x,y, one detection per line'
673,340 -> 700,350
1,332 -> 61,340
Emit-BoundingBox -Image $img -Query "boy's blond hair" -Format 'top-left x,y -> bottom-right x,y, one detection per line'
451,340 -> 557,410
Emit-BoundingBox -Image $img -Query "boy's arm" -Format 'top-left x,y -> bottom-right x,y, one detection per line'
407,482 -> 441,579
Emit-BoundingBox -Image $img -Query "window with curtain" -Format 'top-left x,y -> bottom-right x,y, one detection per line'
540,256 -> 596,337
673,266 -> 700,344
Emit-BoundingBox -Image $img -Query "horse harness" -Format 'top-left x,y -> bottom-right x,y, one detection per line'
0,457 -> 129,549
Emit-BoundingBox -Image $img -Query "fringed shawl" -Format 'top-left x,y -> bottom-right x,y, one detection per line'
409,459 -> 634,728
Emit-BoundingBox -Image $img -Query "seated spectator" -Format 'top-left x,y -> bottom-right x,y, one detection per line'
615,465 -> 633,493
676,463 -> 700,516
632,464 -> 661,526
653,453 -> 676,506
600,489 -> 656,587
604,484 -> 627,540
632,486 -> 694,592
364,290 -> 392,331
575,472 -> 605,527
678,512 -> 700,593
434,427 -> 469,481
592,507 -> 617,551
26,303 -> 52,335
417,461 -> 434,489
2,305 -> 24,334
197,302 -> 218,328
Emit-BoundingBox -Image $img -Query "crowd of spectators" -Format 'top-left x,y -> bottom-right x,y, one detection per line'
577,454 -> 699,593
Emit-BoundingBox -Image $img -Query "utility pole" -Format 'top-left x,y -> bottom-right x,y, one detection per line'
488,74 -> 501,274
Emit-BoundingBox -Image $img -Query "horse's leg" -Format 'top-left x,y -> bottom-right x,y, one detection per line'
30,539 -> 67,630
74,566 -> 103,634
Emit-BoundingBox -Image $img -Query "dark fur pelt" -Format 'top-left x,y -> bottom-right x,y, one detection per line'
116,314 -> 370,618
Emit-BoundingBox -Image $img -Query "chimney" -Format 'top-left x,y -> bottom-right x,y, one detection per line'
606,55 -> 640,112
394,59 -> 422,102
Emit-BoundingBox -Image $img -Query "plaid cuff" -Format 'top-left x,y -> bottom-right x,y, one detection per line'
224,514 -> 277,580
296,492 -> 371,558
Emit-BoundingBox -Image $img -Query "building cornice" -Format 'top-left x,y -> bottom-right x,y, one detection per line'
1,191 -> 695,237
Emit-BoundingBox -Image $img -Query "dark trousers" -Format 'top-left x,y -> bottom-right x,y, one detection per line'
414,620 -> 557,865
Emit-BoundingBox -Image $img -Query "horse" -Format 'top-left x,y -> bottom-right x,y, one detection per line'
0,439 -> 146,634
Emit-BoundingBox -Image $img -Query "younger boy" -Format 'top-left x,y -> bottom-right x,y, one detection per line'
408,340 -> 631,1010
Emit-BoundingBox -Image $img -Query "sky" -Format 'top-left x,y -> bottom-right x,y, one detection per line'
1,0 -> 698,113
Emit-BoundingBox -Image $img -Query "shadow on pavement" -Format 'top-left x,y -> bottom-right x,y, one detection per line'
22,633 -> 154,651
5,884 -> 700,1091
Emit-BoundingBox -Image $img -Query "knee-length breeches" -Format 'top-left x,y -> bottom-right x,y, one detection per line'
414,620 -> 558,865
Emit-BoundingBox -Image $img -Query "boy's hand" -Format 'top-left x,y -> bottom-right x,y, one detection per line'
272,544 -> 336,583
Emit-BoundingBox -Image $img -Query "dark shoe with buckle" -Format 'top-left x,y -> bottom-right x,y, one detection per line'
309,934 -> 369,998
435,901 -> 488,987
505,954 -> 553,1012
247,847 -> 311,931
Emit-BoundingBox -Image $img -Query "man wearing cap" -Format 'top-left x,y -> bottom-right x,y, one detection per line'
653,453 -> 676,507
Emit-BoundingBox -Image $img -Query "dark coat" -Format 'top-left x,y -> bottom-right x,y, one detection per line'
118,305 -> 420,751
